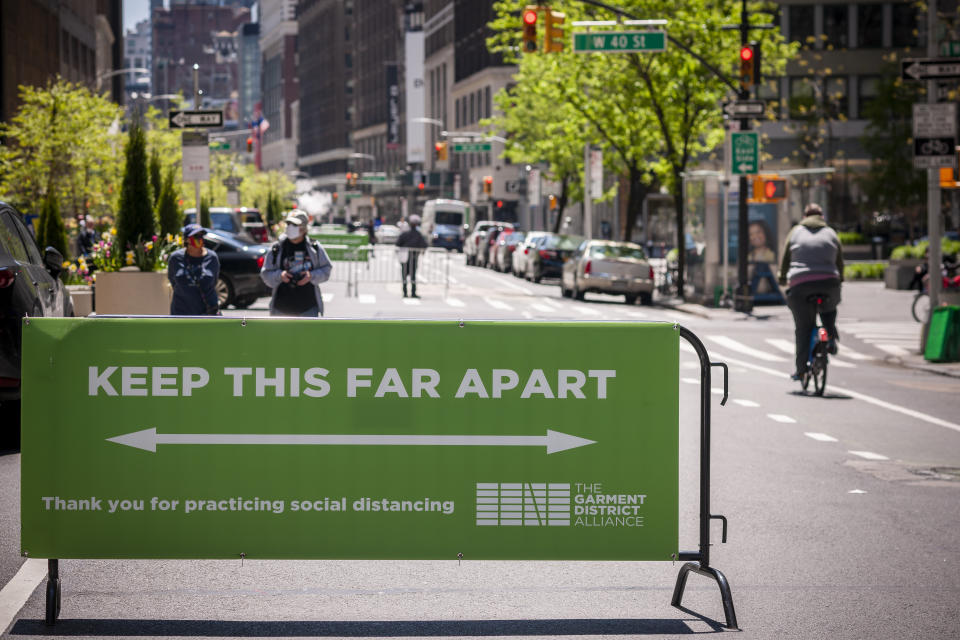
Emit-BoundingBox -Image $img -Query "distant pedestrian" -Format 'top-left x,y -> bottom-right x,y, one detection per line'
260,210 -> 332,317
77,216 -> 97,257
167,224 -> 220,315
396,214 -> 427,298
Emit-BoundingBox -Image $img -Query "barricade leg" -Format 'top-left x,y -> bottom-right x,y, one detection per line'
45,558 -> 61,626
671,561 -> 738,630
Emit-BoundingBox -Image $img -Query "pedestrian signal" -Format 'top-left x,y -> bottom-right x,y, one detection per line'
522,7 -> 539,54
434,141 -> 448,162
940,166 -> 959,189
544,10 -> 565,53
483,175 -> 493,195
246,137 -> 253,152
751,175 -> 787,202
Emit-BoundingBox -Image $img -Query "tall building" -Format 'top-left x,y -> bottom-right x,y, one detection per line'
152,3 -> 250,111
237,22 -> 260,124
259,0 -> 298,171
424,0 -> 453,177
123,18 -> 152,101
297,0 -> 353,184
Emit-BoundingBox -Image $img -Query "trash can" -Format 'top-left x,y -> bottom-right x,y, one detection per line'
924,306 -> 960,362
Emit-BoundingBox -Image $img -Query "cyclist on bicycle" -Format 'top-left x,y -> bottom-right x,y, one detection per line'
778,204 -> 844,380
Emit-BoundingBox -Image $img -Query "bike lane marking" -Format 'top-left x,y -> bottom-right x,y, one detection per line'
805,432 -> 839,442
707,336 -> 787,362
849,451 -> 890,461
0,559 -> 46,633
767,414 -> 797,424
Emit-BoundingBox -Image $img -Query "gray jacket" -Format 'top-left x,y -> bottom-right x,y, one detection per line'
778,215 -> 843,287
260,235 -> 333,315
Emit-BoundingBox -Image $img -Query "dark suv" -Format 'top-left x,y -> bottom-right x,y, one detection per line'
184,207 -> 271,244
1,201 -> 73,445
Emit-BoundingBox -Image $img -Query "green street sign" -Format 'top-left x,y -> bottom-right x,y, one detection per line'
359,173 -> 387,183
730,131 -> 759,175
209,141 -> 230,151
22,319 -> 679,561
308,232 -> 370,261
941,41 -> 960,57
452,142 -> 492,153
573,30 -> 667,53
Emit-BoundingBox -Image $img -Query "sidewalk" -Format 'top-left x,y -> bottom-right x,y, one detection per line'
657,281 -> 960,379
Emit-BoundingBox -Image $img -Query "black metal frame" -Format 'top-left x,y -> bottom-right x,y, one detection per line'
41,323 -> 736,628
673,327 -> 737,629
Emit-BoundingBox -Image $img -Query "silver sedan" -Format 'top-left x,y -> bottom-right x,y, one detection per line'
561,240 -> 655,305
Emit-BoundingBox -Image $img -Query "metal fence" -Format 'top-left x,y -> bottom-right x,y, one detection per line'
326,245 -> 451,297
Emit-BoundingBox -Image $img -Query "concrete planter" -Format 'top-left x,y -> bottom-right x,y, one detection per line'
65,285 -> 93,317
884,259 -> 923,290
94,270 -> 171,315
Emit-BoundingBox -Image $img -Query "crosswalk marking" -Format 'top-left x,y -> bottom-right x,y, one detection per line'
733,399 -> 759,407
402,298 -> 422,305
529,303 -> 554,313
767,414 -> 797,424
485,298 -> 514,311
764,337 -> 855,368
805,432 -> 838,442
681,378 -> 699,385
708,336 -> 787,362
874,344 -> 911,357
849,450 -> 889,461
537,298 -> 564,309
445,297 -> 465,308
358,294 -> 376,304
835,344 -> 875,361
570,305 -> 602,317
321,293 -> 334,302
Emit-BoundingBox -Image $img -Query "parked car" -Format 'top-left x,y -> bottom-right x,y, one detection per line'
561,240 -> 655,305
490,231 -> 525,272
524,233 -> 583,283
375,224 -> 401,244
430,224 -> 465,251
201,231 -> 271,309
479,225 -> 514,268
1,201 -> 73,445
464,221 -> 501,266
184,207 -> 271,244
511,231 -> 551,277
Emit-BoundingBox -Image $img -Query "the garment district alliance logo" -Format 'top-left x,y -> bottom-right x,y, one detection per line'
476,482 -> 647,528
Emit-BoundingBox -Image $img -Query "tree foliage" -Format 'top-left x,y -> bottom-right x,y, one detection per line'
157,167 -> 182,236
200,196 -> 211,228
38,190 -> 69,260
149,148 -> 162,207
489,0 -> 796,298
116,122 -> 156,250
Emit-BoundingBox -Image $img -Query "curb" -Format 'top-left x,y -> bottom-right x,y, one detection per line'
889,358 -> 960,379
654,301 -> 715,320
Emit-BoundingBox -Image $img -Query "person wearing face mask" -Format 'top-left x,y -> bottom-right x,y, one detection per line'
167,224 -> 221,315
260,210 -> 332,317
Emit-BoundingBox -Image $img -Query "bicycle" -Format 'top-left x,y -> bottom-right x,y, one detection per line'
799,294 -> 831,396
911,290 -> 930,323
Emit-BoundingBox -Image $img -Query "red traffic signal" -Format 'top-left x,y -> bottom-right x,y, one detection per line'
246,137 -> 253,152
522,7 -> 538,53
418,182 -> 425,190
523,9 -> 537,25
739,45 -> 753,62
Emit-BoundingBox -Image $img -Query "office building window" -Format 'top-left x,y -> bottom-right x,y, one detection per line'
891,4 -> 918,47
789,5 -> 815,47
455,98 -> 460,128
857,4 -> 883,48
823,5 -> 848,49
825,76 -> 848,118
469,93 -> 475,124
789,76 -> 815,118
858,76 -> 880,119
485,86 -> 491,119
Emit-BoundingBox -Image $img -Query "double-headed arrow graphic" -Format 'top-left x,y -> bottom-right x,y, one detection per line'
107,428 -> 596,455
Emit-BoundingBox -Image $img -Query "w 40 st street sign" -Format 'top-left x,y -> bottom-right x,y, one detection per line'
573,31 -> 667,53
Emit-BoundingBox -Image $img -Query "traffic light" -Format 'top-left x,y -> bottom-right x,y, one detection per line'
548,194 -> 558,210
739,42 -> 760,90
246,137 -> 253,152
434,141 -> 448,162
522,7 -> 539,54
346,172 -> 358,187
751,175 -> 787,202
483,175 -> 493,195
544,10 -> 565,53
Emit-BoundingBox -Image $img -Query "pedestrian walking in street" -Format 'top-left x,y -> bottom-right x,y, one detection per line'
260,210 -> 332,317
396,214 -> 427,298
778,203 -> 843,380
167,223 -> 221,316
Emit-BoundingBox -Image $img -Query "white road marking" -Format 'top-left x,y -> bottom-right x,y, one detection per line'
537,297 -> 564,309
661,311 -> 688,323
711,388 -> 724,395
805,432 -> 839,442
321,293 -> 334,302
681,378 -> 700,385
570,305 -> 602,317
733,399 -> 759,407
529,303 -> 554,313
621,310 -> 649,319
485,298 -> 513,311
874,344 -> 912,357
848,489 -> 868,494
521,311 -> 534,320
836,344 -> 875,361
766,337 -> 855,368
0,559 -> 47,633
708,336 -> 787,362
402,298 -> 421,305
767,414 -> 797,423
358,294 -> 376,304
849,450 -> 889,461
445,297 -> 466,308
703,350 -> 960,435
470,270 -> 536,295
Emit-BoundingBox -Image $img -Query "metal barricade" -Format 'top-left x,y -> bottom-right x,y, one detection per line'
325,245 -> 451,297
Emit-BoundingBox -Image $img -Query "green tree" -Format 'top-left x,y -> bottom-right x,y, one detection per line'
116,122 -> 156,251
37,190 -> 69,260
200,196 -> 211,228
149,148 -> 162,207
157,167 -> 182,236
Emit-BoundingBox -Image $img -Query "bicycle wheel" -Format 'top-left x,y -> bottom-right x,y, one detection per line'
800,370 -> 811,392
912,293 -> 930,323
812,351 -> 828,396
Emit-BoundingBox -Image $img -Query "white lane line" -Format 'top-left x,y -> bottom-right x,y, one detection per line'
358,294 -> 377,304
321,293 -> 334,302
849,450 -> 889,461
805,432 -> 838,442
708,336 -> 787,362
445,297 -> 466,308
484,298 -> 514,311
848,489 -> 868,494
529,303 -> 554,313
874,344 -> 912,357
706,350 -> 960,435
537,297 -> 564,309
765,338 -> 855,368
836,344 -> 875,361
733,399 -> 759,407
470,270 -> 536,295
767,414 -> 797,424
402,298 -> 421,306
681,378 -> 699,384
0,559 -> 47,633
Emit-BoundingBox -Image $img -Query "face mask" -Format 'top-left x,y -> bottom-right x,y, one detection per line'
287,224 -> 304,239
188,236 -> 204,249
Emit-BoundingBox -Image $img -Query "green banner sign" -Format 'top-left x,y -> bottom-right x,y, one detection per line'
22,319 -> 679,561
573,31 -> 667,53
309,232 -> 369,262
452,142 -> 492,153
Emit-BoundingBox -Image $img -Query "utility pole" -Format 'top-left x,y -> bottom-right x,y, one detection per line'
926,1 -> 942,314
734,0 -> 752,313
193,63 -> 202,222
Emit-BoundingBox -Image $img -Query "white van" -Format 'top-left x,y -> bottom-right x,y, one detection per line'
420,199 -> 470,251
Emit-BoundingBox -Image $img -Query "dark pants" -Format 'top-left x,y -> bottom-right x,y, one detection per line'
401,255 -> 419,287
786,278 -> 841,373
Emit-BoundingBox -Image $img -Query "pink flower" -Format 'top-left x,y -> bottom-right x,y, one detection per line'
152,235 -> 158,242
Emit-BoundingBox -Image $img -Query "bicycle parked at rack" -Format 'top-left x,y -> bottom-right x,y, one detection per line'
799,294 -> 831,396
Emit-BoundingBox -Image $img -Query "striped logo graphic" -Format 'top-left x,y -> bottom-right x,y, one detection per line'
475,483 -> 571,526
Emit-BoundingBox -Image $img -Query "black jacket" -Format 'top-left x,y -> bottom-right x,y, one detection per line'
397,228 -> 427,249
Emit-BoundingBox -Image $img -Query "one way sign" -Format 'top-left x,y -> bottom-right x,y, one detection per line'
722,101 -> 765,117
900,57 -> 960,81
168,110 -> 223,129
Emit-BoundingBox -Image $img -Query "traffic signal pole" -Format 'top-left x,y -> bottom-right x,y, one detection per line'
735,0 -> 752,313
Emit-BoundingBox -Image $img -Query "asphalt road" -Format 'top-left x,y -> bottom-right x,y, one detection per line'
1,252 -> 958,639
